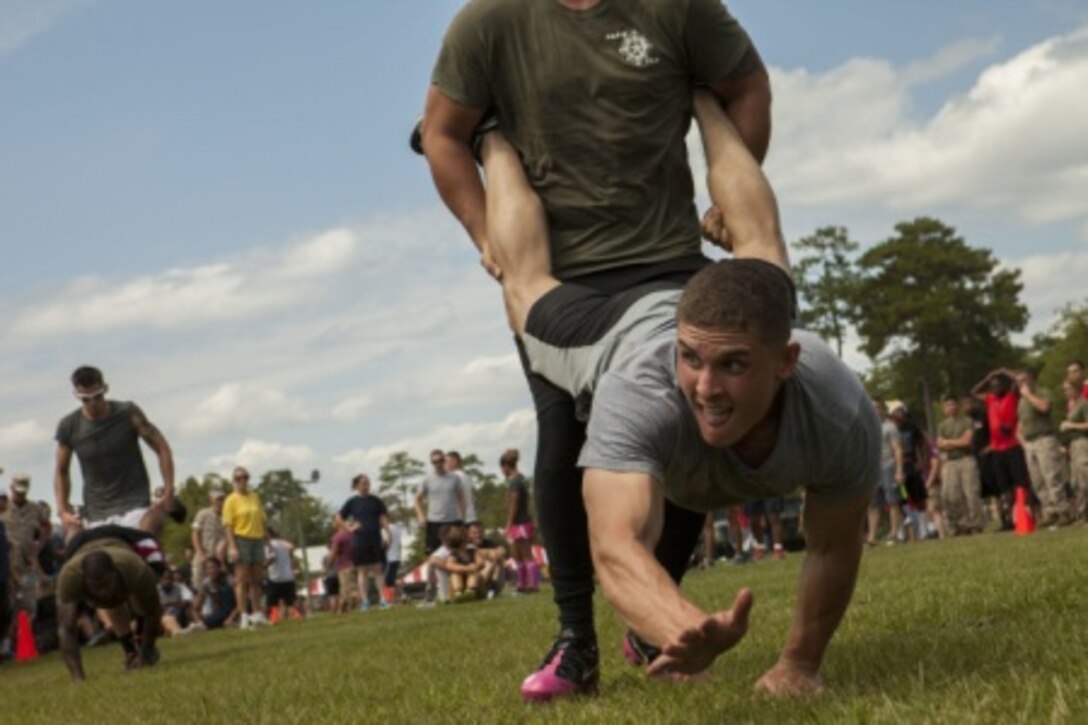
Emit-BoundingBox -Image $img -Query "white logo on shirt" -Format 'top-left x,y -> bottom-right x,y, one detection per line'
606,29 -> 660,68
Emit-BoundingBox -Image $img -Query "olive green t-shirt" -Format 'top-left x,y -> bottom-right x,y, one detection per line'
57,538 -> 158,614
1018,389 -> 1055,441
1069,400 -> 1088,441
432,0 -> 752,278
937,416 -> 973,460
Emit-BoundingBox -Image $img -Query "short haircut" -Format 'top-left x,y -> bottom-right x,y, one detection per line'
71,366 -> 104,389
941,394 -> 959,403
445,450 -> 461,463
352,473 -> 369,489
499,448 -> 519,468
676,259 -> 792,345
82,550 -> 117,584
441,524 -> 466,549
1069,359 -> 1085,370
430,449 -> 444,458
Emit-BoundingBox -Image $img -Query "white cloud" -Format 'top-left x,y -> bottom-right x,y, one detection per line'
330,394 -> 372,422
332,408 -> 536,478
0,419 -> 49,453
179,383 -> 309,437
767,26 -> 1088,233
0,0 -> 93,56
901,36 -> 1002,86
207,438 -> 317,473
1011,248 -> 1088,335
8,226 -> 358,338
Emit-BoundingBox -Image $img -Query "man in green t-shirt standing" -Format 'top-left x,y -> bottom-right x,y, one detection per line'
421,0 -> 777,702
1060,380 -> 1088,519
1016,370 -> 1071,526
935,395 -> 984,534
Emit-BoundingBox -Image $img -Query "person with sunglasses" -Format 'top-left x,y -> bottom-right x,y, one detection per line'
54,366 -> 176,541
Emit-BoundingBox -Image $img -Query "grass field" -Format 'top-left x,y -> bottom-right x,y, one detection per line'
3,527 -> 1087,724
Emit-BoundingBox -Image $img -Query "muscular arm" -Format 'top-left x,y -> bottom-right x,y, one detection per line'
757,488 -> 869,694
421,87 -> 489,251
131,406 -> 174,506
58,601 -> 85,682
585,469 -> 730,648
54,444 -> 78,526
705,45 -> 772,163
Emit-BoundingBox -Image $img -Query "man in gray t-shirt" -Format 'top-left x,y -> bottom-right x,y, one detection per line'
415,450 -> 466,555
54,366 -> 175,540
487,110 -> 878,695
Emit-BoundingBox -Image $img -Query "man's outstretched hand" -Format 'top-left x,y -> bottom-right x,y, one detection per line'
755,659 -> 825,697
646,588 -> 754,677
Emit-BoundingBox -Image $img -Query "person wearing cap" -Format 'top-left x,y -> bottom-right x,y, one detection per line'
54,366 -> 176,539
190,487 -> 227,591
2,475 -> 44,619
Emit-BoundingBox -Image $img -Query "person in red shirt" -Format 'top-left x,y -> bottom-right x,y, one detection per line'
972,368 -> 1031,529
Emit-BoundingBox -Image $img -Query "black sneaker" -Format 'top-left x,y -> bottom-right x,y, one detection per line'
520,630 -> 600,702
622,630 -> 661,667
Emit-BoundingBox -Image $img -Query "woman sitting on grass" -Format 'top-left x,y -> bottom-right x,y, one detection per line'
431,525 -> 483,603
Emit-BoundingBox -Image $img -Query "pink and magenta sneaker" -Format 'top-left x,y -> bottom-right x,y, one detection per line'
520,631 -> 599,702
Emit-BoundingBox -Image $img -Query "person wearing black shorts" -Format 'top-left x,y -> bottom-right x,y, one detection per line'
339,474 -> 392,611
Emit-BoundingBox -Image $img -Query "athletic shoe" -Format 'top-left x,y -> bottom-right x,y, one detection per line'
415,600 -> 436,610
772,546 -> 786,560
357,601 -> 371,613
251,613 -> 270,627
622,630 -> 661,667
378,600 -> 392,610
239,613 -> 251,630
730,552 -> 751,566
520,631 -> 599,702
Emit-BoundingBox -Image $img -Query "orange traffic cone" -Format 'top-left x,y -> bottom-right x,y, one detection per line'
14,611 -> 39,662
1013,486 -> 1035,535
268,606 -> 281,624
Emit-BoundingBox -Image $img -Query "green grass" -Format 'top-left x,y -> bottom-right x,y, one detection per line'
3,528 -> 1087,723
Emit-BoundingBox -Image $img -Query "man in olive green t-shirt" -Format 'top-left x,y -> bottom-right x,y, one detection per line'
1015,370 -> 1071,524
56,536 -> 162,682
935,395 -> 984,533
421,0 -> 778,702
1060,383 -> 1088,519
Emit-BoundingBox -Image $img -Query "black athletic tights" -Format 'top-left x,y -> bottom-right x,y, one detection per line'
516,255 -> 710,640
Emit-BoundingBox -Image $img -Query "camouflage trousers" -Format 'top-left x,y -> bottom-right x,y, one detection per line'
1022,435 -> 1070,520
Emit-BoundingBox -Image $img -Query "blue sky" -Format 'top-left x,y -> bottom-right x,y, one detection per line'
2,1 -> 1087,509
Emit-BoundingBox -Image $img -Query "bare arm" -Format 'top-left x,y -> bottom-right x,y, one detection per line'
756,488 -> 869,695
54,444 -> 79,528
191,514 -> 206,557
420,87 -> 490,253
414,489 -> 427,526
456,485 -> 466,522
131,406 -> 174,507
58,601 -> 85,682
705,45 -> 772,163
1019,386 -> 1051,414
585,468 -> 750,668
505,490 -> 518,531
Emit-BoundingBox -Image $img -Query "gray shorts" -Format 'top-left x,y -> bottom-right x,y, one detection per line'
235,537 -> 266,566
523,282 -> 684,420
870,463 -> 901,509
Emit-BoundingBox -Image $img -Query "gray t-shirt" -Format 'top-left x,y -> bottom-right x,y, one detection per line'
451,470 -> 477,523
579,328 -> 880,511
55,401 -> 152,521
880,419 -> 899,469
418,472 -> 464,523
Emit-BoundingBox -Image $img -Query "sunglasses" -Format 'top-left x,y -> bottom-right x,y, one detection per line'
74,388 -> 106,402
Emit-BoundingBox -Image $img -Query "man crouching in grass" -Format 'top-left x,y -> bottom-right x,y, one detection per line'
480,96 -> 879,694
57,531 -> 163,682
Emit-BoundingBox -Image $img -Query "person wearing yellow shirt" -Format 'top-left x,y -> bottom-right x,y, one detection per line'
222,467 -> 267,629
